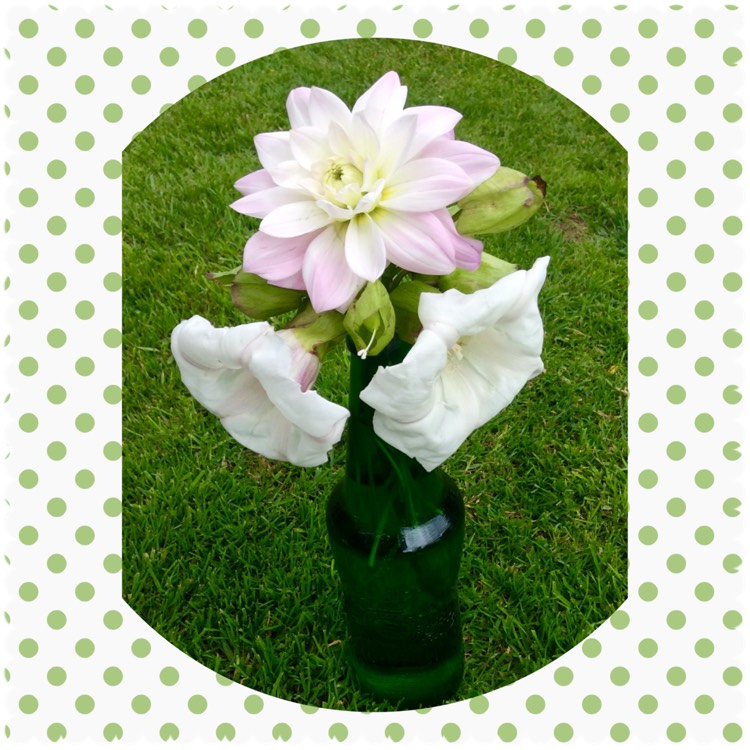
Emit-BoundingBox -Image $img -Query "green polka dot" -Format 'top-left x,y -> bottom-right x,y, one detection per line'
188,695 -> 207,714
694,357 -> 714,376
638,188 -> 658,207
300,18 -> 321,38
104,554 -> 122,573
75,638 -> 95,658
498,48 -> 517,65
667,104 -> 686,123
582,19 -> 602,37
723,553 -> 742,573
160,667 -> 179,686
131,19 -> 151,38
526,19 -> 545,38
215,47 -> 236,67
103,610 -> 123,629
19,19 -> 39,38
694,300 -> 714,319
694,242 -> 712,261
695,19 -> 714,37
667,329 -> 686,348
638,526 -> 658,545
18,188 -> 38,207
695,131 -> 715,151
724,611 -> 742,629
582,637 -> 601,657
667,272 -> 686,290
695,695 -> 714,713
103,103 -> 123,123
581,695 -> 601,714
666,386 -> 685,406
103,667 -> 122,686
638,638 -> 658,657
639,582 -> 658,601
47,498 -> 66,516
75,695 -> 95,714
723,385 -> 742,405
188,19 -> 207,38
639,19 -> 658,37
131,75 -> 151,95
104,385 -> 122,404
103,329 -> 122,348
19,413 -> 38,432
20,582 -> 38,601
19,243 -> 38,263
610,723 -> 630,742
666,497 -> 686,519
554,723 -> 573,742
610,666 -> 630,686
694,638 -> 714,658
75,357 -> 95,377
75,469 -> 95,488
667,609 -> 687,630
695,413 -> 715,432
19,638 -> 39,657
159,724 -> 179,741
724,104 -> 742,122
667,554 -> 686,573
639,76 -> 658,94
75,19 -> 94,38
667,667 -> 686,686
19,468 -> 38,488
75,526 -> 95,545
695,468 -> 714,487
47,442 -> 66,461
412,19 -> 432,38
103,272 -> 122,291
47,666 -> 66,686
244,19 -> 264,38
722,160 -> 743,180
188,75 -> 206,92
525,695 -> 545,714
723,216 -> 743,236
19,75 -> 38,94
638,301 -> 657,319
723,667 -> 742,686
130,638 -> 151,659
667,216 -> 687,235
47,217 -> 66,236
47,104 -> 66,123
47,724 -> 66,741
639,131 -> 658,150
610,104 -> 630,123
469,19 -> 489,38
132,695 -> 151,714
639,244 -> 658,263
695,582 -> 714,601
638,358 -> 658,376
19,300 -> 38,319
554,47 -> 574,66
76,131 -> 95,151
581,75 -> 601,94
694,526 -> 714,545
75,301 -> 95,320
47,160 -> 66,179
385,722 -> 404,741
75,76 -> 95,95
103,47 -> 122,66
75,413 -> 95,432
104,497 -> 122,516
639,695 -> 658,714
723,724 -> 742,743
498,724 -> 517,742
75,188 -> 95,208
103,160 -> 122,179
19,694 -> 38,714
466,695 -> 488,714
666,442 -> 686,461
244,695 -> 263,713
610,47 -> 630,66
554,667 -> 574,686
667,723 -> 686,742
75,582 -> 94,602
159,47 -> 179,66
19,131 -> 38,150
76,244 -> 95,263
724,329 -> 742,348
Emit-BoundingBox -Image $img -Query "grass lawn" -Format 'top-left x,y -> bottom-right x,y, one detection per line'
123,38 -> 628,711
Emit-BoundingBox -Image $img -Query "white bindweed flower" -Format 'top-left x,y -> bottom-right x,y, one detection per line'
232,71 -> 498,312
171,315 -> 349,467
360,256 -> 550,472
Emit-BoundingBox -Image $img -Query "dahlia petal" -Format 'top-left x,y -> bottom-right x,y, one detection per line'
417,137 -> 500,190
316,199 -> 354,221
401,105 -> 463,160
231,186 -> 308,219
242,230 -> 313,289
307,86 -> 352,130
379,113 -> 418,177
286,87 -> 312,128
253,132 -> 293,170
344,213 -> 387,282
234,169 -> 275,196
353,71 -> 408,131
433,208 -> 483,270
302,224 -> 365,312
289,126 -> 330,171
379,158 -> 472,212
260,200 -> 332,238
374,210 -> 456,274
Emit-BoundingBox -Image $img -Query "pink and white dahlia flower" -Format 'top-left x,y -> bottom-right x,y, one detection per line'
232,71 -> 500,312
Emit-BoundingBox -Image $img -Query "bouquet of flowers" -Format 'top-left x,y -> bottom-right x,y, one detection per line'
171,71 -> 549,472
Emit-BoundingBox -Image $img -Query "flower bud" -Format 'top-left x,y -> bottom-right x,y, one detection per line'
389,280 -> 441,344
214,270 -> 305,319
343,280 -> 396,358
454,167 -> 546,236
285,304 -> 346,359
437,252 -> 518,294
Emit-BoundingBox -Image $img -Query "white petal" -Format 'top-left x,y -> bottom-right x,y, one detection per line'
344,213 -> 387,281
231,186 -> 308,219
380,158 -> 471,212
234,169 -> 275,196
254,132 -> 293,170
289,126 -> 330,171
400,105 -> 463,161
242,230 -> 313,288
416,137 -> 500,190
260,200 -> 332,238
378,113 -> 418,177
286,87 -> 312,128
316,199 -> 355,221
307,86 -> 352,129
352,71 -> 408,131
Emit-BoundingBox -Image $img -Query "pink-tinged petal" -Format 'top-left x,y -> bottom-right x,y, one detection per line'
242,230 -> 315,289
302,224 -> 366,312
286,87 -> 312,128
307,86 -> 352,130
316,199 -> 354,221
378,113 -> 418,177
234,169 -> 275,196
348,112 -> 380,168
417,137 -> 500,190
433,208 -> 483,270
231,186 -> 308,219
379,158 -> 471,212
327,120 -> 354,159
254,132 -> 293,170
374,209 -> 456,275
400,105 -> 463,160
260,200 -> 332,238
353,71 -> 408,131
266,160 -> 319,193
345,213 -> 387,282
289,126 -> 330,171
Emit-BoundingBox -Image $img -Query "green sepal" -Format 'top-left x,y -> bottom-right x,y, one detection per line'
229,272 -> 305,319
343,280 -> 396,357
454,167 -> 546,236
437,253 -> 518,293
286,305 -> 346,358
389,280 -> 440,343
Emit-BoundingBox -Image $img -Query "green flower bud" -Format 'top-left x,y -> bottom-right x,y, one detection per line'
286,304 -> 346,358
437,253 -> 518,293
454,167 -> 546,236
389,280 -> 440,343
343,280 -> 396,357
225,271 -> 305,319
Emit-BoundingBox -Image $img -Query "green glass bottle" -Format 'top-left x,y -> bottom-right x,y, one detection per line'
326,338 -> 465,708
